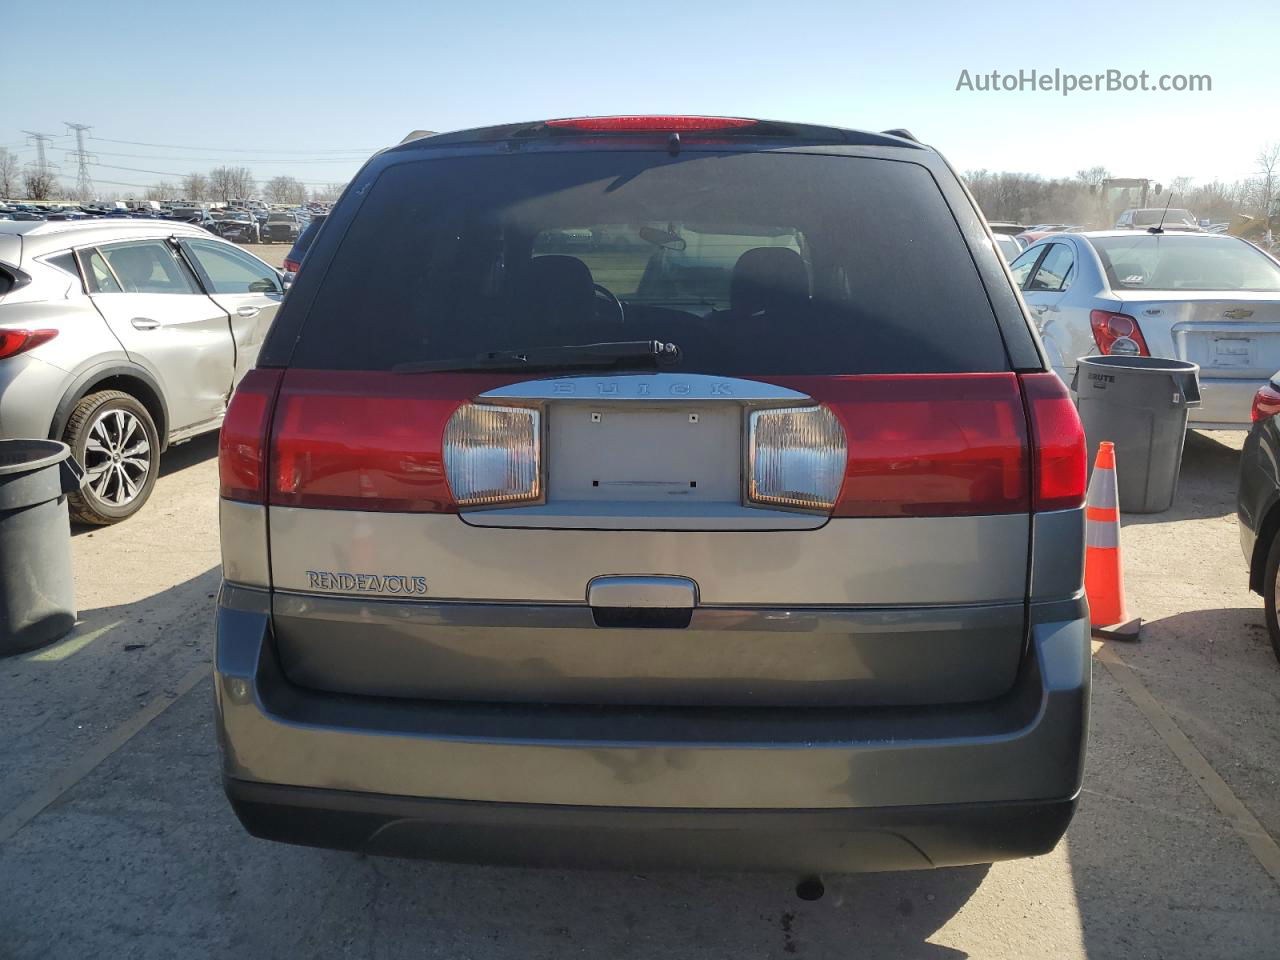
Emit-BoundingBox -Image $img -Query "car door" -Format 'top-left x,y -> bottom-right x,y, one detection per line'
1018,242 -> 1083,380
80,239 -> 235,434
177,237 -> 283,384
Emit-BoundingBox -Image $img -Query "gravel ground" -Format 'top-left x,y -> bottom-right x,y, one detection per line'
1,429 -> 1278,959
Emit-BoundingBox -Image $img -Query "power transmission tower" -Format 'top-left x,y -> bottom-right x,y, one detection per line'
65,122 -> 96,201
21,130 -> 56,175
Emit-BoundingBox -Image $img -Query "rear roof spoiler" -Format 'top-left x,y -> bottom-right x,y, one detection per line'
387,119 -> 928,152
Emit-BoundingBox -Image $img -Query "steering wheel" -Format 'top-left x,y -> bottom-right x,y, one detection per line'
593,283 -> 625,324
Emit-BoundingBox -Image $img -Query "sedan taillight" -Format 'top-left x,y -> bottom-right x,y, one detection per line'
1090,310 -> 1150,357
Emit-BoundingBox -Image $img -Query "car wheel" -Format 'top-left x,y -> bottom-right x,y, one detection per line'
63,390 -> 160,525
1263,532 -> 1280,664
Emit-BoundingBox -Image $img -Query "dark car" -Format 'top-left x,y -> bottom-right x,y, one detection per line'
260,211 -> 302,244
281,213 -> 326,283
212,210 -> 261,243
165,208 -> 219,233
1236,375 -> 1280,664
215,115 -> 1090,876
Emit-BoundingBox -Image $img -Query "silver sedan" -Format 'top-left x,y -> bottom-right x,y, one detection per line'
1010,230 -> 1280,428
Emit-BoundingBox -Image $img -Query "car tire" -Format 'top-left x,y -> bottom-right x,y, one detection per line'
1262,532 -> 1280,665
62,390 -> 161,526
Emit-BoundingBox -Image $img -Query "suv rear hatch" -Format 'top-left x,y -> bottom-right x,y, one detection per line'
221,126 -> 1079,710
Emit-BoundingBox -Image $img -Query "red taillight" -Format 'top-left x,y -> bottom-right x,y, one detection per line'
282,258 -> 300,273
544,115 -> 757,132
1021,373 -> 1086,511
0,328 -> 57,359
219,368 -> 283,502
1252,382 -> 1280,422
1089,309 -> 1150,357
776,374 -> 1031,517
267,371 -> 513,512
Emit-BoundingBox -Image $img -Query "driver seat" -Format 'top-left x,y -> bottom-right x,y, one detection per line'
524,255 -> 596,332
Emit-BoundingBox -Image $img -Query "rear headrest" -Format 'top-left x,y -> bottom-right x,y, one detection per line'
730,247 -> 809,316
525,255 -> 595,328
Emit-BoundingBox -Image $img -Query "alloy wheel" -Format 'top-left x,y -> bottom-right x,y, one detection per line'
83,408 -> 152,507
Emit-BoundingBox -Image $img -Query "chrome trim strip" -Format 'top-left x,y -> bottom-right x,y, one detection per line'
478,373 -> 811,402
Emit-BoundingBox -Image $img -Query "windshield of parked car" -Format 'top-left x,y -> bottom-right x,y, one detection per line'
1090,235 -> 1280,291
268,213 -> 293,222
291,151 -> 1009,375
1131,208 -> 1196,226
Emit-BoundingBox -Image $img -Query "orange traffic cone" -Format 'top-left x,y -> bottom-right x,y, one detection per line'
1085,441 -> 1141,640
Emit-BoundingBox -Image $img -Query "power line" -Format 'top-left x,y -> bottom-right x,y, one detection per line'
89,135 -> 380,154
91,161 -> 349,187
83,148 -> 370,163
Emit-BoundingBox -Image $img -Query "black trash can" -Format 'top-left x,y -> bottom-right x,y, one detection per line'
0,440 -> 83,656
1072,355 -> 1201,514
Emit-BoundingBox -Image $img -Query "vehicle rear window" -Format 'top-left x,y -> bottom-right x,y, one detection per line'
291,151 -> 1009,374
1089,235 -> 1280,292
1131,209 -> 1196,227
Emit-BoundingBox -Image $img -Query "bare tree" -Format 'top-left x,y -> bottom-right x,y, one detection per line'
182,172 -> 209,201
208,165 -> 255,202
146,181 -> 176,201
264,175 -> 307,205
0,149 -> 20,198
310,182 -> 347,202
23,169 -> 59,200
1253,143 -> 1280,216
1074,166 -> 1112,188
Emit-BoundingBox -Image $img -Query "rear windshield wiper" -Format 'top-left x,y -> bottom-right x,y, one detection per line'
393,340 -> 680,374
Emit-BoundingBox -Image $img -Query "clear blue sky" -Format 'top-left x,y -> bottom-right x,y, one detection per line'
4,0 -> 1277,195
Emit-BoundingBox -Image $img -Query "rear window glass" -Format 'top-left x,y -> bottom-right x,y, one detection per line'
1130,209 -> 1196,227
1090,235 -> 1280,292
291,151 -> 1009,374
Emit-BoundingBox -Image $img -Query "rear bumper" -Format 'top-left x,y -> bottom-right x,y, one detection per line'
226,778 -> 1077,873
215,586 -> 1090,870
1191,377 -> 1263,428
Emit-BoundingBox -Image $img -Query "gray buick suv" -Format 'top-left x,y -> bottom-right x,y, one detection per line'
215,116 -> 1091,874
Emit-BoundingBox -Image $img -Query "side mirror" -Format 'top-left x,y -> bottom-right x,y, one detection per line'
248,277 -> 279,295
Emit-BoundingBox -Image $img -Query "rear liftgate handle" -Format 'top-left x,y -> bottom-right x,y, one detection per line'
587,576 -> 699,629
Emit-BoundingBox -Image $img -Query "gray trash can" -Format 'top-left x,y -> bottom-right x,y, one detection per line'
1072,355 -> 1201,514
0,440 -> 83,656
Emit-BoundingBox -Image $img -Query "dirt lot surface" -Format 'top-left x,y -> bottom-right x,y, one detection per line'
2,430 -> 1279,959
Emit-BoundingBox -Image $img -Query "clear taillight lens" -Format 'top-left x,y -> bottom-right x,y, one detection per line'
747,406 -> 847,510
444,403 -> 541,506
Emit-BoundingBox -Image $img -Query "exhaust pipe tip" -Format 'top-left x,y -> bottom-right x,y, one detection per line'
795,876 -> 825,901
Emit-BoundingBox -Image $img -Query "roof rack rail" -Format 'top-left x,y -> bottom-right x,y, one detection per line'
881,128 -> 918,142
